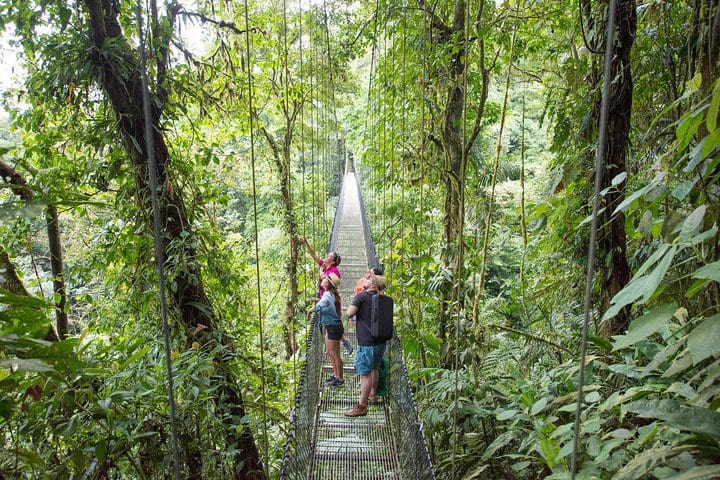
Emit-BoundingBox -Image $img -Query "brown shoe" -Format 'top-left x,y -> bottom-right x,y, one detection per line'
368,394 -> 378,405
344,403 -> 368,417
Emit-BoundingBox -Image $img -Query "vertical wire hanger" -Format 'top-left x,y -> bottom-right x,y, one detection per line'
571,0 -> 618,477
134,0 -> 182,478
242,0 -> 270,469
452,1 -> 473,476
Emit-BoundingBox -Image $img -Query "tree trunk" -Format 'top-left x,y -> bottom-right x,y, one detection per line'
282,135 -> 300,357
259,124 -> 300,358
697,0 -> 720,313
599,0 -> 636,337
46,204 -> 68,339
422,0 -> 488,345
0,245 -> 30,297
0,160 -> 63,341
700,0 -> 720,133
82,1 -> 265,478
423,0 -> 469,342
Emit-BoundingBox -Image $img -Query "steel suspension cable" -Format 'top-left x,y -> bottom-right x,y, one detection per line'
388,14 -> 397,281
321,0 -> 338,230
369,0 -> 380,236
134,3 -> 181,479
400,1 -> 407,261
474,8 -> 518,329
242,0 -> 269,468
321,0 -> 338,142
520,86 -> 529,319
381,25 -> 387,245
570,0 -> 617,476
281,0 -> 298,384
298,0 -> 309,342
310,33 -> 317,242
451,1 -> 474,476
320,37 -> 327,229
416,7 -> 429,373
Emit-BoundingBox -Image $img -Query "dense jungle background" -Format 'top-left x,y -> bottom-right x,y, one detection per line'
1,0 -> 719,478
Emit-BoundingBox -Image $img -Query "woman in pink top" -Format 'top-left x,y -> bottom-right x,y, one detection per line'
299,236 -> 341,298
300,236 -> 353,354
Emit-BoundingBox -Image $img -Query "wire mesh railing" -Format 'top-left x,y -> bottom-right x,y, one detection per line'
280,166 -> 434,479
279,316 -> 324,479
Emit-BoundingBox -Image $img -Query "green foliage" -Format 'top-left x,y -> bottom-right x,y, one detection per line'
2,0 -> 720,478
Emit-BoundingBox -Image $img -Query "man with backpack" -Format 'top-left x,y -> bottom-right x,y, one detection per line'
344,274 -> 390,417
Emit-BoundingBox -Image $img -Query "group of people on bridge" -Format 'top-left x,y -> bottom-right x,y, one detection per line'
300,236 -> 387,418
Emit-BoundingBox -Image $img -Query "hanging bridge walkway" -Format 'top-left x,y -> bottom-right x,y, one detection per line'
280,167 -> 435,479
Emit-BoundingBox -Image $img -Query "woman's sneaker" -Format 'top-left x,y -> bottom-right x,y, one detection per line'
325,375 -> 337,383
342,338 -> 354,355
329,377 -> 345,387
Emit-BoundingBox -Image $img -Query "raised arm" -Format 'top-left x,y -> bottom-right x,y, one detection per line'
346,304 -> 358,318
300,236 -> 321,264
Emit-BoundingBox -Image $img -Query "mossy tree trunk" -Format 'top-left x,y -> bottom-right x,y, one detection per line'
420,0 -> 489,346
82,1 -> 265,478
599,0 -> 636,337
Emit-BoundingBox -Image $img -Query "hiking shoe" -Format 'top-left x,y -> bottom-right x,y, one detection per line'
344,403 -> 368,417
342,338 -> 354,355
325,375 -> 337,383
368,394 -> 379,405
329,377 -> 345,387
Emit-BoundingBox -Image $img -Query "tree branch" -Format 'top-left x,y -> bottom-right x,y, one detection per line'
155,1 -> 182,112
83,0 -> 107,47
0,160 -> 33,200
178,10 -> 265,36
417,0 -> 453,35
489,323 -> 572,354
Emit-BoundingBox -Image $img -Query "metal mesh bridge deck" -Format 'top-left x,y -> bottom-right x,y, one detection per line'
280,170 -> 434,480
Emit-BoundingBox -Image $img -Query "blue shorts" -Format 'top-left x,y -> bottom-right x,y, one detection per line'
354,344 -> 386,376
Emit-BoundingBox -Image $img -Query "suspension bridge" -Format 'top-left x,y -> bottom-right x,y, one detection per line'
280,163 -> 435,479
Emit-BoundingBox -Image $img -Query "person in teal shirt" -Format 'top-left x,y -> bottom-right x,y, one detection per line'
308,273 -> 345,386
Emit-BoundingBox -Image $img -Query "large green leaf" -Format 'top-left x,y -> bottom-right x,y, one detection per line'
692,261 -> 720,283
482,431 -> 515,461
603,246 -> 677,321
612,444 -> 687,480
612,303 -> 677,351
626,399 -> 720,440
679,206 -> 707,240
707,79 -> 720,132
0,358 -> 55,373
642,246 -> 678,303
643,339 -> 685,376
613,173 -> 665,215
687,315 -> 720,365
666,465 -> 720,480
677,107 -> 706,152
701,128 -> 720,160
0,292 -> 49,309
9,448 -> 45,469
602,277 -> 649,321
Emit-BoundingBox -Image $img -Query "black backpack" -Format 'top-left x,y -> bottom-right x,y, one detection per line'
370,293 -> 394,341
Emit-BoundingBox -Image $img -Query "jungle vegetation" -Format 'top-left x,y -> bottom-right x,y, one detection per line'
0,0 -> 719,478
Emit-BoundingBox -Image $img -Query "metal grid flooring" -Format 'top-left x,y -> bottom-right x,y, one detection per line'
307,173 -> 401,480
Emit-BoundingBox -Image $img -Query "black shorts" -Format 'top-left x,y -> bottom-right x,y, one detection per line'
324,323 -> 344,341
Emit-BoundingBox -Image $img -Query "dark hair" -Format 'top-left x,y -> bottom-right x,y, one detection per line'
326,283 -> 341,317
371,266 -> 384,275
332,252 -> 341,266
